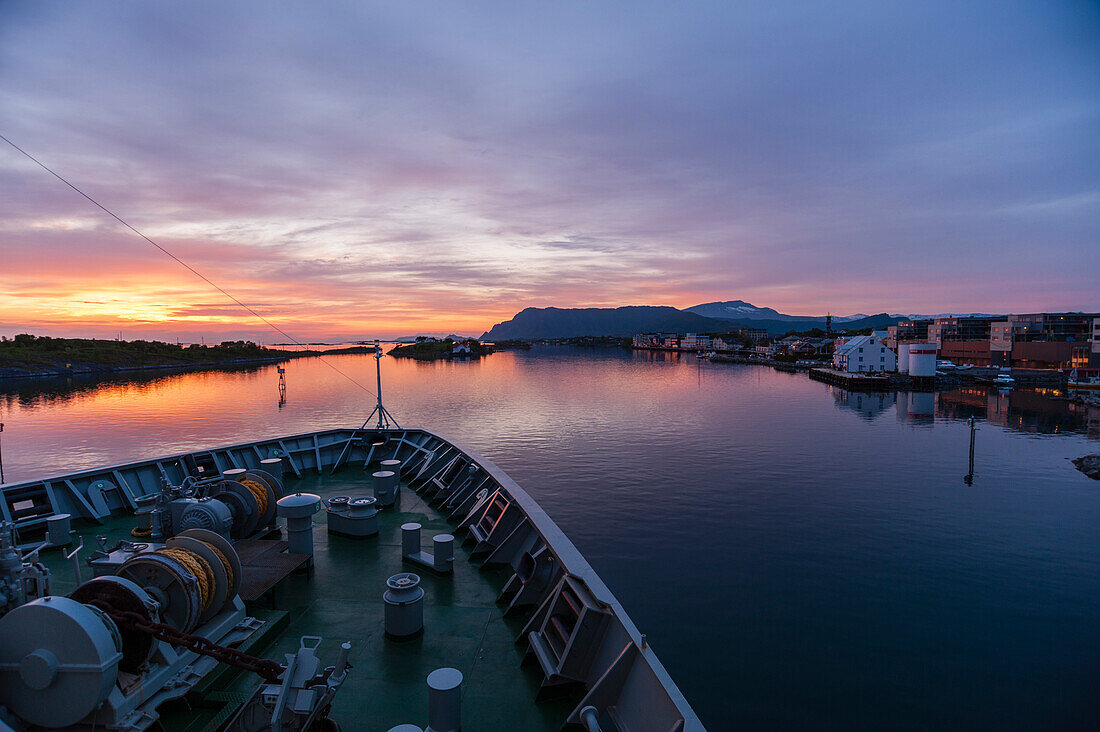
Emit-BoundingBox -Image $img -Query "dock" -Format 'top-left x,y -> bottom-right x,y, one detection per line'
808,368 -> 894,391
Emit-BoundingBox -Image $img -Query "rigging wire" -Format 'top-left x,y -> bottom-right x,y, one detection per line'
0,133 -> 377,397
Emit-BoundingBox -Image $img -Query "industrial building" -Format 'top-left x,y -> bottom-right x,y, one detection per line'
895,313 -> 1100,370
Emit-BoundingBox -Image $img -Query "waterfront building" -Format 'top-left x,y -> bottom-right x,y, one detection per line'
886,320 -> 932,351
926,317 -> 996,349
942,311 -> 1100,369
1093,317 -> 1100,364
633,333 -> 679,349
738,327 -> 769,342
680,333 -> 713,351
789,338 -> 833,357
833,334 -> 897,373
712,336 -> 741,352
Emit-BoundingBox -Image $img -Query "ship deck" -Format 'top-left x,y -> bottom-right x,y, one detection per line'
40,470 -> 574,731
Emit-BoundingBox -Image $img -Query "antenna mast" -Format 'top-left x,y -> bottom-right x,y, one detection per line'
362,340 -> 399,430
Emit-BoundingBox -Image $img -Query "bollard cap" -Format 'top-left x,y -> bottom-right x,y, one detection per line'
348,496 -> 378,517
387,572 -> 421,591
372,470 -> 396,480
433,534 -> 454,544
426,667 -> 463,691
223,468 -> 247,477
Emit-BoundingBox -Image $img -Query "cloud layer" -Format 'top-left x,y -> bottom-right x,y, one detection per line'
1,1 -> 1097,340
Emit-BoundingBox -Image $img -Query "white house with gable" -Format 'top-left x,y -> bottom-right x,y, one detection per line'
833,335 -> 897,373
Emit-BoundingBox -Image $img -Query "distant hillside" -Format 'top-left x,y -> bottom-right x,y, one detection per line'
731,313 -> 903,334
480,306 -> 734,340
687,299 -> 869,323
480,306 -> 905,340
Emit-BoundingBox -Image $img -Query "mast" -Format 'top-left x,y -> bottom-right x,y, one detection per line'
365,339 -> 399,430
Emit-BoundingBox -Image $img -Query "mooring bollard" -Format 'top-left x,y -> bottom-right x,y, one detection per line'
402,523 -> 422,557
373,470 -> 398,507
46,514 -> 72,547
426,667 -> 463,732
381,458 -> 402,482
260,457 -> 285,478
433,534 -> 454,574
384,573 -> 424,638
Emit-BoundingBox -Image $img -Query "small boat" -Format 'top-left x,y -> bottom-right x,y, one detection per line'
1067,369 -> 1100,390
1068,379 -> 1100,390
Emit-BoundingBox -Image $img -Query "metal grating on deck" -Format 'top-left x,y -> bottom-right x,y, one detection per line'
235,539 -> 310,601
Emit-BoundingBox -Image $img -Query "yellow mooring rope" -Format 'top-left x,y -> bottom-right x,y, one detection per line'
240,479 -> 268,516
200,540 -> 233,591
158,547 -> 214,612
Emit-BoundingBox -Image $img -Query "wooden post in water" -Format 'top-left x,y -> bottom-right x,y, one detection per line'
964,417 -> 976,485
0,422 -> 5,484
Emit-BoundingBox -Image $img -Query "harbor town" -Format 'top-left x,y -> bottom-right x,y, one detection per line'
632,312 -> 1100,395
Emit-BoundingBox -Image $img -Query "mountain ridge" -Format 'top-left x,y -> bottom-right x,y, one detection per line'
480,303 -> 904,340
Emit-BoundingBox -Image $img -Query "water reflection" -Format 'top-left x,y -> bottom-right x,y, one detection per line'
827,385 -> 1095,439
831,389 -> 897,421
0,364 -> 270,410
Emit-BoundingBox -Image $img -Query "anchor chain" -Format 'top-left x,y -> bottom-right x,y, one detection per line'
98,607 -> 284,681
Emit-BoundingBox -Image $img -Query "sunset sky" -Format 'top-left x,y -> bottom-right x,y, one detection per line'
1,1 -> 1097,342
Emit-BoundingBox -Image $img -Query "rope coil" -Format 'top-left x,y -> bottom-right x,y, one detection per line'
158,547 -> 214,612
200,540 -> 233,590
240,479 -> 268,517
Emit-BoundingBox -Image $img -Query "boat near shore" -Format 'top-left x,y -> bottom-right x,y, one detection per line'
0,426 -> 702,731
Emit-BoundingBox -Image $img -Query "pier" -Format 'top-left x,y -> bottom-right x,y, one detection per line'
808,368 -> 894,391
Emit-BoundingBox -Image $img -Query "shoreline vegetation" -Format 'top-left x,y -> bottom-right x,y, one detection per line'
0,332 -> 631,378
0,334 -> 375,380
387,338 -> 491,360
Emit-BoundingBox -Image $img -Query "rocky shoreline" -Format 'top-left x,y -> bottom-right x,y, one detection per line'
1072,455 -> 1100,481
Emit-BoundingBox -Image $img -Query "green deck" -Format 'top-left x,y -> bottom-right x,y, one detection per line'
40,471 -> 576,732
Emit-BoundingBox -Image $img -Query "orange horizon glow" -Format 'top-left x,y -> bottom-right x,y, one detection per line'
4,252 -> 1098,343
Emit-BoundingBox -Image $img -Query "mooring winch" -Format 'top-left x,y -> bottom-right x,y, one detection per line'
0,526 -> 351,731
128,467 -> 282,545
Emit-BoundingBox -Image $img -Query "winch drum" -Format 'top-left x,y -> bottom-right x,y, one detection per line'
0,596 -> 122,728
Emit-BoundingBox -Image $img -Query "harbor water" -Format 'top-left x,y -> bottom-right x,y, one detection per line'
0,347 -> 1097,729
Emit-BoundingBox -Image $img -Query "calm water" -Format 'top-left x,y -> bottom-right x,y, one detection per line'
1,348 -> 1098,729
